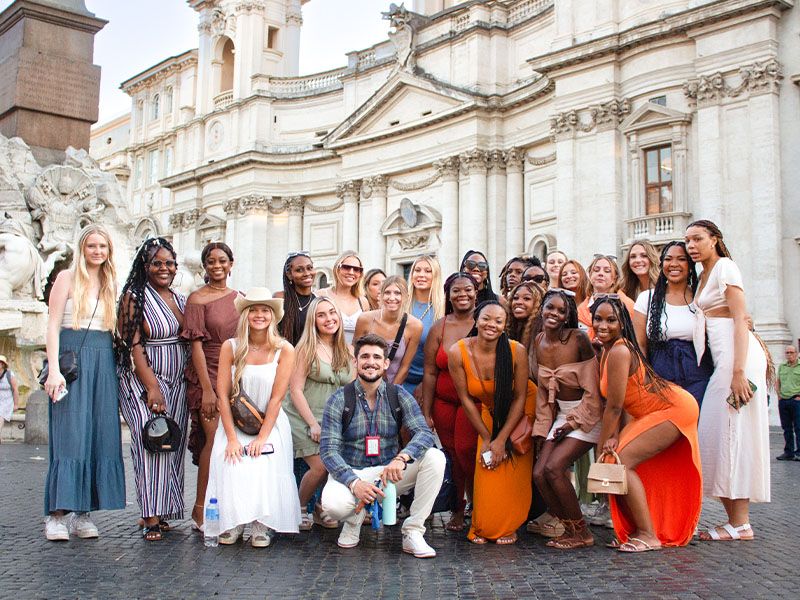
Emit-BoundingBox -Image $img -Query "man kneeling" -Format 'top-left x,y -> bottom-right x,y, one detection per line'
320,333 -> 445,558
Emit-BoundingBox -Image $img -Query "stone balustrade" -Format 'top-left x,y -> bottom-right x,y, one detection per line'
213,89 -> 234,110
626,211 -> 692,243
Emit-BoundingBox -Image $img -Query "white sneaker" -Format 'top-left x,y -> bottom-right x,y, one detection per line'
299,512 -> 314,531
219,524 -> 244,545
584,501 -> 610,526
69,513 -> 99,539
250,521 -> 273,548
45,515 -> 69,541
337,510 -> 365,548
402,531 -> 436,558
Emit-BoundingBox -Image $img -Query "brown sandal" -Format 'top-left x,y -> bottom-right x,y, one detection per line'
546,518 -> 594,550
469,534 -> 488,545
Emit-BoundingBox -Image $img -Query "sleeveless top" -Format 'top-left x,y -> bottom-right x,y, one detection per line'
692,257 -> 743,363
61,297 -> 110,331
406,300 -> 436,384
434,318 -> 460,404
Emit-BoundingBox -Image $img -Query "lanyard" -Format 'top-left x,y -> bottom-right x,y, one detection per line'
360,391 -> 381,437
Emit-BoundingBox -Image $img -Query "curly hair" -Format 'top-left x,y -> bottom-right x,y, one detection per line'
115,237 -> 177,371
471,300 -> 515,455
499,256 -> 533,296
645,242 -> 698,353
506,281 -> 544,348
539,288 -> 580,332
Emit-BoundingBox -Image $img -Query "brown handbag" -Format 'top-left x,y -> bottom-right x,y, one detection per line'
587,450 -> 628,495
230,387 -> 264,436
510,413 -> 534,455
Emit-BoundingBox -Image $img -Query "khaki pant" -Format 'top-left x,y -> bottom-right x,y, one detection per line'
321,447 -> 445,535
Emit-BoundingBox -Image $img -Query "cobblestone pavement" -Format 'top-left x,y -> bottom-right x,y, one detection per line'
1,430 -> 798,600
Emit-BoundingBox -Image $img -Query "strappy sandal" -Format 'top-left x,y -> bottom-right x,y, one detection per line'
618,537 -> 661,553
496,534 -> 517,545
527,514 -> 565,538
313,508 -> 339,529
606,538 -> 622,549
546,519 -> 594,549
469,534 -> 488,545
138,518 -> 171,531
698,522 -> 754,541
142,523 -> 163,541
445,513 -> 465,532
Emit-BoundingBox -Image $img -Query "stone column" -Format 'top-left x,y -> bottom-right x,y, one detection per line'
459,149 -> 488,259
694,105 -> 724,223
487,150 -> 507,278
224,196 -> 270,289
268,198 -> 289,290
286,196 -> 304,252
504,148 -> 525,259
363,176 -> 388,270
337,180 -> 361,252
554,137 -> 577,258
434,156 -> 460,274
284,0 -> 303,76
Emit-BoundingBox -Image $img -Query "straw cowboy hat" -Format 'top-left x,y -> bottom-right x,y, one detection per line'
0,355 -> 7,367
233,287 -> 284,323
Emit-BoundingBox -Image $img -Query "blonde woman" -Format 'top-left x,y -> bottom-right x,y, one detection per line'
545,250 -> 568,289
620,240 -> 660,300
285,297 -> 354,529
577,255 -> 635,339
403,255 -> 445,396
43,224 -> 125,541
353,276 -> 423,386
207,288 -> 299,548
317,251 -> 367,345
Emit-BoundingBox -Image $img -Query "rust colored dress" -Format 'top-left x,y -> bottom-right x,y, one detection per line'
458,339 -> 535,542
600,341 -> 702,547
181,291 -> 239,465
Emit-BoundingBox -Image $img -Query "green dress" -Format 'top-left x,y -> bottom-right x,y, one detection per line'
285,358 -> 353,458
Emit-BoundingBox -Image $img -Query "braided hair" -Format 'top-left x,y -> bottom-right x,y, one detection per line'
687,219 -> 732,259
506,281 -> 544,348
444,271 -> 479,315
460,250 -> 498,304
539,288 -> 580,333
591,296 -> 669,396
471,300 -> 515,455
646,242 -> 698,353
115,237 -> 177,371
279,253 -> 314,345
499,256 -> 533,296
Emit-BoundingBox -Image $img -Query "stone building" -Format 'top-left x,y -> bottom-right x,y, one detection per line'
89,0 -> 800,356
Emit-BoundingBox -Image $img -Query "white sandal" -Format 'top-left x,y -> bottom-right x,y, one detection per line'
299,512 -> 314,531
700,522 -> 754,541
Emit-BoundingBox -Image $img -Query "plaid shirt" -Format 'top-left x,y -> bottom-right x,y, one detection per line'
320,379 -> 435,487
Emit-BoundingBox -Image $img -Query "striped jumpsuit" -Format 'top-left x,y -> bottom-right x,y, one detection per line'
118,284 -> 189,520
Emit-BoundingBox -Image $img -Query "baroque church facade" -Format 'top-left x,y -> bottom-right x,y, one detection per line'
89,0 -> 800,354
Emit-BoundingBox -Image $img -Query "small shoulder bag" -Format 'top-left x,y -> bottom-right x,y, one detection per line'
38,300 -> 99,386
587,450 -> 628,495
230,385 -> 265,436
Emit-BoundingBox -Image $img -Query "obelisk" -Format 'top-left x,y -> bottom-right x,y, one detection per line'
0,0 -> 107,165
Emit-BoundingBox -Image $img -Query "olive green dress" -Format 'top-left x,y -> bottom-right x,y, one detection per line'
284,358 -> 354,458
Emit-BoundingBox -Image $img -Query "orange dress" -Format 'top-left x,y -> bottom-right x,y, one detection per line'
458,339 -> 535,541
600,342 -> 702,546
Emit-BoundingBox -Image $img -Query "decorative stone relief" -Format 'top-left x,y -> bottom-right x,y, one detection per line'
335,180 -> 361,201
388,171 -> 441,192
361,176 -> 388,199
460,149 -> 489,174
0,213 -> 44,300
505,147 -> 525,171
207,121 -> 224,151
487,149 -> 507,172
382,3 -> 425,73
550,99 -> 631,139
223,195 -> 270,216
527,152 -> 557,166
235,1 -> 266,15
433,156 -> 461,179
285,196 -> 304,215
170,208 -> 203,231
397,234 -> 428,251
683,59 -> 783,107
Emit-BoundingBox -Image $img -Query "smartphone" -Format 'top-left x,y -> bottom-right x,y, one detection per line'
481,450 -> 493,465
243,443 -> 274,455
56,387 -> 68,402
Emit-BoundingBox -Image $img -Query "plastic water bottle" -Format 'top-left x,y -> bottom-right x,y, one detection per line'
204,497 -> 219,547
382,482 -> 397,526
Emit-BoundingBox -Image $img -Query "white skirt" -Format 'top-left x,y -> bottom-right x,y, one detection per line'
546,399 -> 601,444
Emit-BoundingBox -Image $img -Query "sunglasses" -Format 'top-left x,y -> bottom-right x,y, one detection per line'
522,274 -> 547,283
593,253 -> 618,262
339,263 -> 364,274
548,287 -> 576,297
148,260 -> 178,269
593,293 -> 620,300
287,251 -> 310,259
463,259 -> 489,272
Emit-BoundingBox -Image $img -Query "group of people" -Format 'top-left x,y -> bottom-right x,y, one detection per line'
39,218 -> 774,556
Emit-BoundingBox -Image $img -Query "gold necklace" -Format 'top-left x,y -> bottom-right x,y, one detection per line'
207,282 -> 227,291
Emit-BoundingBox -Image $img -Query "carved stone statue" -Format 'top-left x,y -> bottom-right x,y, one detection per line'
173,250 -> 206,297
382,3 -> 420,72
0,212 -> 44,300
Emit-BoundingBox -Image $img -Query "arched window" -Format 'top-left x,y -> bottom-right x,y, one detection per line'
219,37 -> 234,93
151,94 -> 160,120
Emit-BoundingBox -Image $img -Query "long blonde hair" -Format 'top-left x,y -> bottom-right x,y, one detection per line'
404,255 -> 444,321
620,240 -> 660,299
331,251 -> 364,298
72,223 -> 117,330
230,305 -> 282,398
295,297 -> 351,376
587,255 -> 622,294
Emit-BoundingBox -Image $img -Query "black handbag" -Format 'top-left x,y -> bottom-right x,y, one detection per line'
142,413 -> 183,453
38,300 -> 99,386
230,386 -> 265,436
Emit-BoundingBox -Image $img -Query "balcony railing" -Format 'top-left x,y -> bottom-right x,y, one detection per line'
213,90 -> 234,110
509,0 -> 554,26
625,211 -> 691,243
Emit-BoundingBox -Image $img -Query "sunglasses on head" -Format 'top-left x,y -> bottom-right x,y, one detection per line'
548,287 -> 576,297
593,253 -> 618,262
148,259 -> 178,269
593,293 -> 620,300
522,274 -> 547,283
287,251 -> 310,259
463,259 -> 489,272
339,263 -> 364,274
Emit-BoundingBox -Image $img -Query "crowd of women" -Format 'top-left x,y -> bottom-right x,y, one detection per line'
40,219 -> 773,552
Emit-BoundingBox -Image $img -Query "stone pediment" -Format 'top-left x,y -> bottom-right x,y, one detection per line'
620,102 -> 691,134
325,73 -> 477,149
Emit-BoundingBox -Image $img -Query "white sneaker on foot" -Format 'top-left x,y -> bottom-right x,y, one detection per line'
337,510 -> 365,548
219,524 -> 244,545
45,515 -> 69,541
402,531 -> 436,558
69,513 -> 99,539
250,521 -> 273,548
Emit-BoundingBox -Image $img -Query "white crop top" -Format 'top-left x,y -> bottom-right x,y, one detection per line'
60,297 -> 110,331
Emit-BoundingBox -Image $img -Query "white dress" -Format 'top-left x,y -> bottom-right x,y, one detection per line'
0,370 -> 13,420
207,344 -> 301,533
694,258 -> 770,502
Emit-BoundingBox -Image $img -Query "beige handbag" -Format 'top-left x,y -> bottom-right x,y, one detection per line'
587,450 -> 628,495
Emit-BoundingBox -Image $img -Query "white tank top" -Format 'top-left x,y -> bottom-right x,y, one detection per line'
60,297 -> 110,331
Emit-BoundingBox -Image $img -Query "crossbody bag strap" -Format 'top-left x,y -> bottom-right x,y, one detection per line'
387,314 -> 408,362
75,299 -> 100,354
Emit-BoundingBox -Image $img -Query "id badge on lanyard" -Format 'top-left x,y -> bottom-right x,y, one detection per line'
365,435 -> 380,457
363,395 -> 381,457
